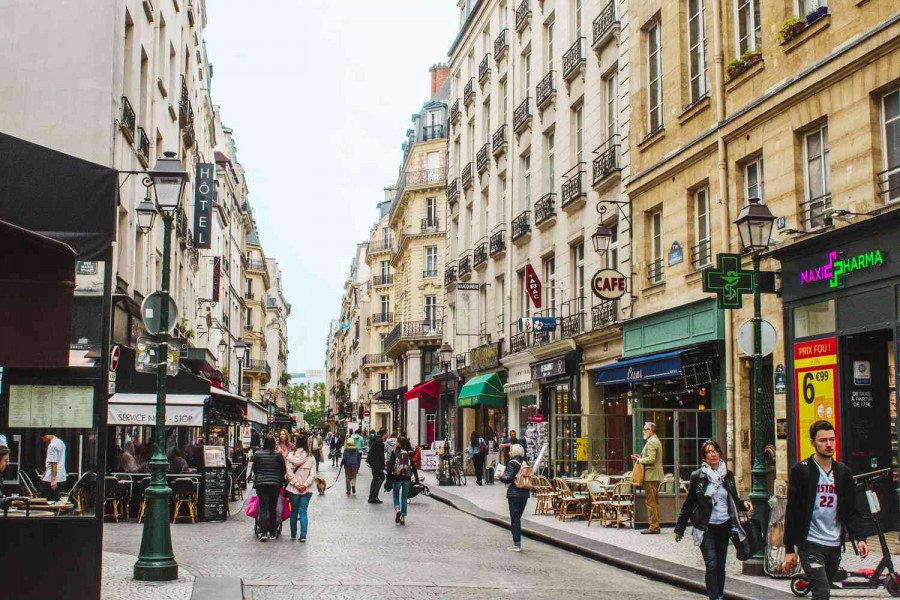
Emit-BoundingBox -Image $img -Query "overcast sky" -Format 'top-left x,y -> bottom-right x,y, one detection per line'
204,1 -> 459,373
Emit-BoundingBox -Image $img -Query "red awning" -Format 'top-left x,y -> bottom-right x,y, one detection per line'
404,379 -> 439,410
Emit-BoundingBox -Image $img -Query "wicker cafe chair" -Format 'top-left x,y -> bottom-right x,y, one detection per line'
66,471 -> 97,515
103,477 -> 126,523
532,476 -> 557,516
135,477 -> 152,523
606,481 -> 634,528
171,477 -> 198,524
554,479 -> 586,521
586,479 -> 609,526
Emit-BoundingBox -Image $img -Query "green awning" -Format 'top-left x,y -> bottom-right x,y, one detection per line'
457,372 -> 506,408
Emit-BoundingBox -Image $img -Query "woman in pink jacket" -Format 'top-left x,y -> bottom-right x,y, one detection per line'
285,433 -> 315,542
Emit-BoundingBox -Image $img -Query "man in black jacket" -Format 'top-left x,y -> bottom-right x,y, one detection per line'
783,420 -> 868,598
367,430 -> 387,504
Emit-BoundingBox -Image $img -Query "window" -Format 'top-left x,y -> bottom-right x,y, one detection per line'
573,243 -> 585,313
501,77 -> 509,121
688,0 -> 708,103
424,295 -> 438,327
647,22 -> 663,133
496,276 -> 505,335
244,308 -> 253,329
482,101 -> 491,144
523,51 -> 532,95
245,278 -> 253,299
605,74 -> 617,141
519,270 -> 530,318
573,106 -> 584,164
468,122 -> 476,161
649,210 -> 664,283
380,260 -> 390,279
543,257 -> 556,316
803,125 -> 831,228
574,0 -> 583,39
545,21 -> 554,71
379,373 -> 389,391
793,300 -> 835,339
426,197 -> 437,226
425,246 -> 438,275
881,88 -> 900,203
383,227 -> 393,246
545,132 -> 555,192
798,0 -> 827,17
736,0 -> 761,55
380,295 -> 390,317
606,223 -> 620,271
481,192 -> 489,237
523,153 -> 532,210
694,187 -> 712,269
745,157 -> 765,202
499,176 -> 507,223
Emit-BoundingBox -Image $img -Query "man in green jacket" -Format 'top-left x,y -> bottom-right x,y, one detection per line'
631,422 -> 663,534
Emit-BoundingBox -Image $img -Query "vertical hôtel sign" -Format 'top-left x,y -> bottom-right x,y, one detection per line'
793,337 -> 839,461
193,163 -> 214,249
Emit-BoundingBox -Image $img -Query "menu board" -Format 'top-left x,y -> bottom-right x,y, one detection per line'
7,385 -> 94,428
202,467 -> 227,522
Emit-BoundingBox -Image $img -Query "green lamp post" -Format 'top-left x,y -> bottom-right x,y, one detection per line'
133,151 -> 188,582
735,196 -> 775,573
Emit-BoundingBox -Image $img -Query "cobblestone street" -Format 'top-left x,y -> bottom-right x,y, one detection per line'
102,462 -> 701,599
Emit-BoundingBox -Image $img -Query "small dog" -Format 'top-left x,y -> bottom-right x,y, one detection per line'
314,477 -> 327,495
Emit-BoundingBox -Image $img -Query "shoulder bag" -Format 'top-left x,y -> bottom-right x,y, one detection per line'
630,462 -> 645,487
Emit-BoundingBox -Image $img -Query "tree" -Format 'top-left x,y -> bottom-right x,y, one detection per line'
287,382 -> 327,427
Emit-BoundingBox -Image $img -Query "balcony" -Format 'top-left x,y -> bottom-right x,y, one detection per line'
244,291 -> 255,301
423,268 -> 438,278
244,359 -> 272,379
462,163 -> 474,189
561,312 -> 586,338
247,259 -> 267,272
489,226 -> 506,256
511,210 -> 531,243
877,166 -> 900,203
463,78 -> 475,106
592,135 -> 622,185
515,0 -> 531,33
421,217 -> 440,233
510,331 -> 529,354
450,99 -> 461,123
398,167 -> 446,195
801,192 -> 833,230
369,312 -> 394,326
179,76 -> 195,149
373,274 -> 394,287
647,258 -> 665,285
448,178 -> 460,204
368,238 -> 395,254
536,71 -> 556,110
422,125 -> 446,141
513,97 -> 532,134
592,2 -> 620,50
444,263 -> 457,287
690,239 -> 712,271
591,300 -> 619,330
479,54 -> 491,84
476,144 -> 490,174
562,38 -> 586,81
494,28 -> 509,61
384,319 -> 443,357
534,193 -> 557,228
458,252 -> 472,278
492,125 -> 508,157
362,354 -> 391,367
561,163 -> 587,208
136,126 -> 150,167
473,238 -> 488,268
120,96 -> 136,142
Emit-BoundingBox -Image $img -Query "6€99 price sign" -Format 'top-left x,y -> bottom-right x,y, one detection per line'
793,337 -> 839,462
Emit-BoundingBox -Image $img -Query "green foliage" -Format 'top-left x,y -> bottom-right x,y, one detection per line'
287,382 -> 327,427
726,50 -> 762,80
778,18 -> 806,44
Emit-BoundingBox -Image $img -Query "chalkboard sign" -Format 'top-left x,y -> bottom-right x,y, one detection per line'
202,466 -> 227,522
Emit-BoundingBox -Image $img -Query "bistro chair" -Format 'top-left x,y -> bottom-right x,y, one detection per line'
554,479 -> 586,521
67,471 -> 97,515
586,479 -> 609,526
135,477 -> 151,523
532,476 -> 556,516
103,476 -> 126,523
606,482 -> 634,528
171,478 -> 198,524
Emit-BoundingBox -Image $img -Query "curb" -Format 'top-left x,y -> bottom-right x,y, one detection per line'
428,488 -> 794,600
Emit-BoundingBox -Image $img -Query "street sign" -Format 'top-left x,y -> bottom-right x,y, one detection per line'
591,268 -> 627,300
110,345 -> 121,372
737,319 -> 777,357
518,317 -> 557,332
108,371 -> 116,394
524,264 -> 542,308
363,410 -> 370,417
702,253 -> 754,310
135,337 -> 179,376
141,292 -> 178,335
529,414 -> 546,423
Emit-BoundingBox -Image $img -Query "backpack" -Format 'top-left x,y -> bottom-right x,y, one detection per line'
393,450 -> 411,477
514,460 -> 534,490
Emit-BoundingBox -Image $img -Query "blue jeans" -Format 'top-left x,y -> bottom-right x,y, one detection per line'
288,492 -> 312,539
699,521 -> 731,600
392,480 -> 410,516
508,496 -> 528,546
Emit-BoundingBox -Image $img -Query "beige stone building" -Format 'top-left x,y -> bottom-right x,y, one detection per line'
240,226 -> 272,404
265,258 -> 291,411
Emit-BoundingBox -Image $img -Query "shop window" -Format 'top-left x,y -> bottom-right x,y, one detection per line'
793,299 -> 835,339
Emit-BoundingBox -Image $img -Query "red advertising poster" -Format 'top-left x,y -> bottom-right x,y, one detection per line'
524,263 -> 542,309
793,337 -> 839,462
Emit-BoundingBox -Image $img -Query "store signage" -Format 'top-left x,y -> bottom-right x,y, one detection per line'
212,256 -> 221,302
470,342 -> 502,372
107,403 -> 202,426
853,360 -> 871,386
529,414 -> 546,423
76,261 -> 97,275
591,268 -> 627,300
793,337 -> 840,462
457,283 -> 481,290
524,264 -> 542,308
703,253 -> 754,310
109,345 -> 121,372
774,364 -> 786,394
193,163 -> 214,249
518,316 -> 557,333
668,241 -> 684,267
799,249 -> 885,288
531,356 -> 567,380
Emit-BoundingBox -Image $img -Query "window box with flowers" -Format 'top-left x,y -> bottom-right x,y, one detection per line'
726,50 -> 763,81
778,17 -> 807,44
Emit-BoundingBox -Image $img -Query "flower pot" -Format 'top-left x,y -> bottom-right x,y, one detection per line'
805,6 -> 828,25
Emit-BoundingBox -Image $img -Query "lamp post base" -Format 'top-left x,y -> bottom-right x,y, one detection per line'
133,458 -> 178,582
133,560 -> 179,582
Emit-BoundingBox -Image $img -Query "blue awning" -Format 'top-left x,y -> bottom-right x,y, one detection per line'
594,350 -> 685,386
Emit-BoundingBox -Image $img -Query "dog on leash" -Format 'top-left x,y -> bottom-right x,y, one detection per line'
314,476 -> 327,495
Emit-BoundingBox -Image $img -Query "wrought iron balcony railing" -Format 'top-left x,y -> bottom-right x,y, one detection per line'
801,192 -> 832,230
373,274 -> 394,287
362,354 -> 391,366
562,38 -> 586,81
458,252 -> 472,277
561,312 -> 585,338
136,126 -> 150,165
647,258 -> 665,284
561,163 -> 586,207
421,217 -> 440,233
512,210 -> 531,241
444,263 -> 457,286
464,78 -> 475,105
450,99 -> 461,123
513,97 -> 532,133
423,268 -> 438,278
534,193 -> 557,227
877,165 -> 900,203
489,226 -> 506,256
690,238 -> 712,270
515,0 -> 531,32
422,125 -> 446,141
494,28 -> 509,60
462,163 -> 474,189
246,258 -> 267,272
593,2 -> 619,48
477,144 -> 490,173
592,134 -> 621,184
479,54 -> 491,84
592,300 -> 619,330
370,312 -> 394,325
369,238 -> 395,253
510,331 -> 529,354
245,360 -> 271,378
492,124 -> 508,156
448,178 -> 460,204
120,96 -> 136,141
384,320 -> 444,354
536,71 -> 556,109
473,239 -> 488,267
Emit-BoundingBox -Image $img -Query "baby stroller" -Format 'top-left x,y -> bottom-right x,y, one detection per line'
250,488 -> 285,540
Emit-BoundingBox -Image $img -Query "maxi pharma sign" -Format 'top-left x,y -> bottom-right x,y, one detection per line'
800,249 -> 885,288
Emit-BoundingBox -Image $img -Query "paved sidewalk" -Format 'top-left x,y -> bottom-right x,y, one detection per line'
101,551 -> 195,600
422,471 -> 895,599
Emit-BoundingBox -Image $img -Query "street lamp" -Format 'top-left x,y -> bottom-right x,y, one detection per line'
734,196 -> 775,571
438,343 -> 453,485
590,223 -> 613,256
133,151 -> 188,583
233,339 -> 249,396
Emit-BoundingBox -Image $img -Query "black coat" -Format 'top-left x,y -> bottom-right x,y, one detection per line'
784,456 -> 865,553
367,438 -> 386,471
251,449 -> 286,488
500,457 -> 531,499
674,468 -> 744,537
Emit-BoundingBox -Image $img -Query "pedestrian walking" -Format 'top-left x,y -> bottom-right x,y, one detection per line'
351,428 -> 365,452
499,443 -> 529,552
631,422 -> 663,534
251,434 -> 286,542
386,436 -> 416,525
285,433 -> 315,542
329,433 -> 343,467
467,431 -> 487,485
275,428 -> 294,460
342,437 -> 362,495
367,429 -> 387,504
674,440 -> 753,600
310,431 -> 322,473
782,420 -> 868,599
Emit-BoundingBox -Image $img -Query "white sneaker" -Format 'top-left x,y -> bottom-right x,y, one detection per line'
507,546 -> 521,552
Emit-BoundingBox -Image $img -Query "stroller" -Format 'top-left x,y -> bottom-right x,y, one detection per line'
249,488 -> 286,539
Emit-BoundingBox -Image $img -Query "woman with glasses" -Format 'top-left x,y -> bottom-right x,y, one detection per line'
674,440 -> 752,600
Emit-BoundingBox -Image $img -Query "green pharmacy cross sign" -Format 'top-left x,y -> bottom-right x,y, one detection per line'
703,253 -> 755,309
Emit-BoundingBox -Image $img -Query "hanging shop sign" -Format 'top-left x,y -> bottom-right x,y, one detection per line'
457,283 -> 481,291
799,249 -> 885,288
469,341 -> 502,372
193,163 -> 214,249
668,241 -> 684,267
591,268 -> 627,300
702,253 -> 777,310
531,356 -> 567,380
793,337 -> 840,462
518,316 -> 557,333
212,256 -> 221,302
524,264 -> 542,308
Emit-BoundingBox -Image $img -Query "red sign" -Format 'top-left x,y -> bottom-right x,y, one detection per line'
529,414 -> 546,423
364,410 -> 370,417
793,337 -> 840,462
212,256 -> 221,302
109,345 -> 121,372
268,416 -> 275,424
524,264 -> 542,308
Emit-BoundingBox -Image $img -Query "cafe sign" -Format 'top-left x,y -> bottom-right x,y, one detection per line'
531,356 -> 567,380
800,249 -> 885,288
469,342 -> 502,372
591,268 -> 627,300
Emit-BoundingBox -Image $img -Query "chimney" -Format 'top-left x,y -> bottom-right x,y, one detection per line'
429,63 -> 450,97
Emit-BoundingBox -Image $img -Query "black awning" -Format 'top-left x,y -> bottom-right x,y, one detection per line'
0,132 -> 117,261
375,386 -> 407,401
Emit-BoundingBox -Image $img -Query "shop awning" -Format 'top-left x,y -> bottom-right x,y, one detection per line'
458,373 -> 506,408
209,387 -> 268,425
405,379 -> 438,410
107,393 -> 207,427
593,350 -> 685,386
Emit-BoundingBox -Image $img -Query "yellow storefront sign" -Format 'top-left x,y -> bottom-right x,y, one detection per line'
794,337 -> 840,461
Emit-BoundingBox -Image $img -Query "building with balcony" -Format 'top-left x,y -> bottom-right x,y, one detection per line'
240,227 -> 271,402
265,259 -> 291,413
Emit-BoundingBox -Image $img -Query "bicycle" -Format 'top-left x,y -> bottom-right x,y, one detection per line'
448,453 -> 467,486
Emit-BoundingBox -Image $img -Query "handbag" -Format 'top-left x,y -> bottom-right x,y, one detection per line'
731,507 -> 765,561
631,462 -> 645,487
281,494 -> 292,521
245,495 -> 259,519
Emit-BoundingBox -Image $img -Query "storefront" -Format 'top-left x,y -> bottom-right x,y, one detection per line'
404,379 -> 438,447
374,386 -> 406,434
530,353 -> 580,477
458,342 -> 506,451
434,371 -> 459,453
774,212 -> 900,475
502,357 -> 538,462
